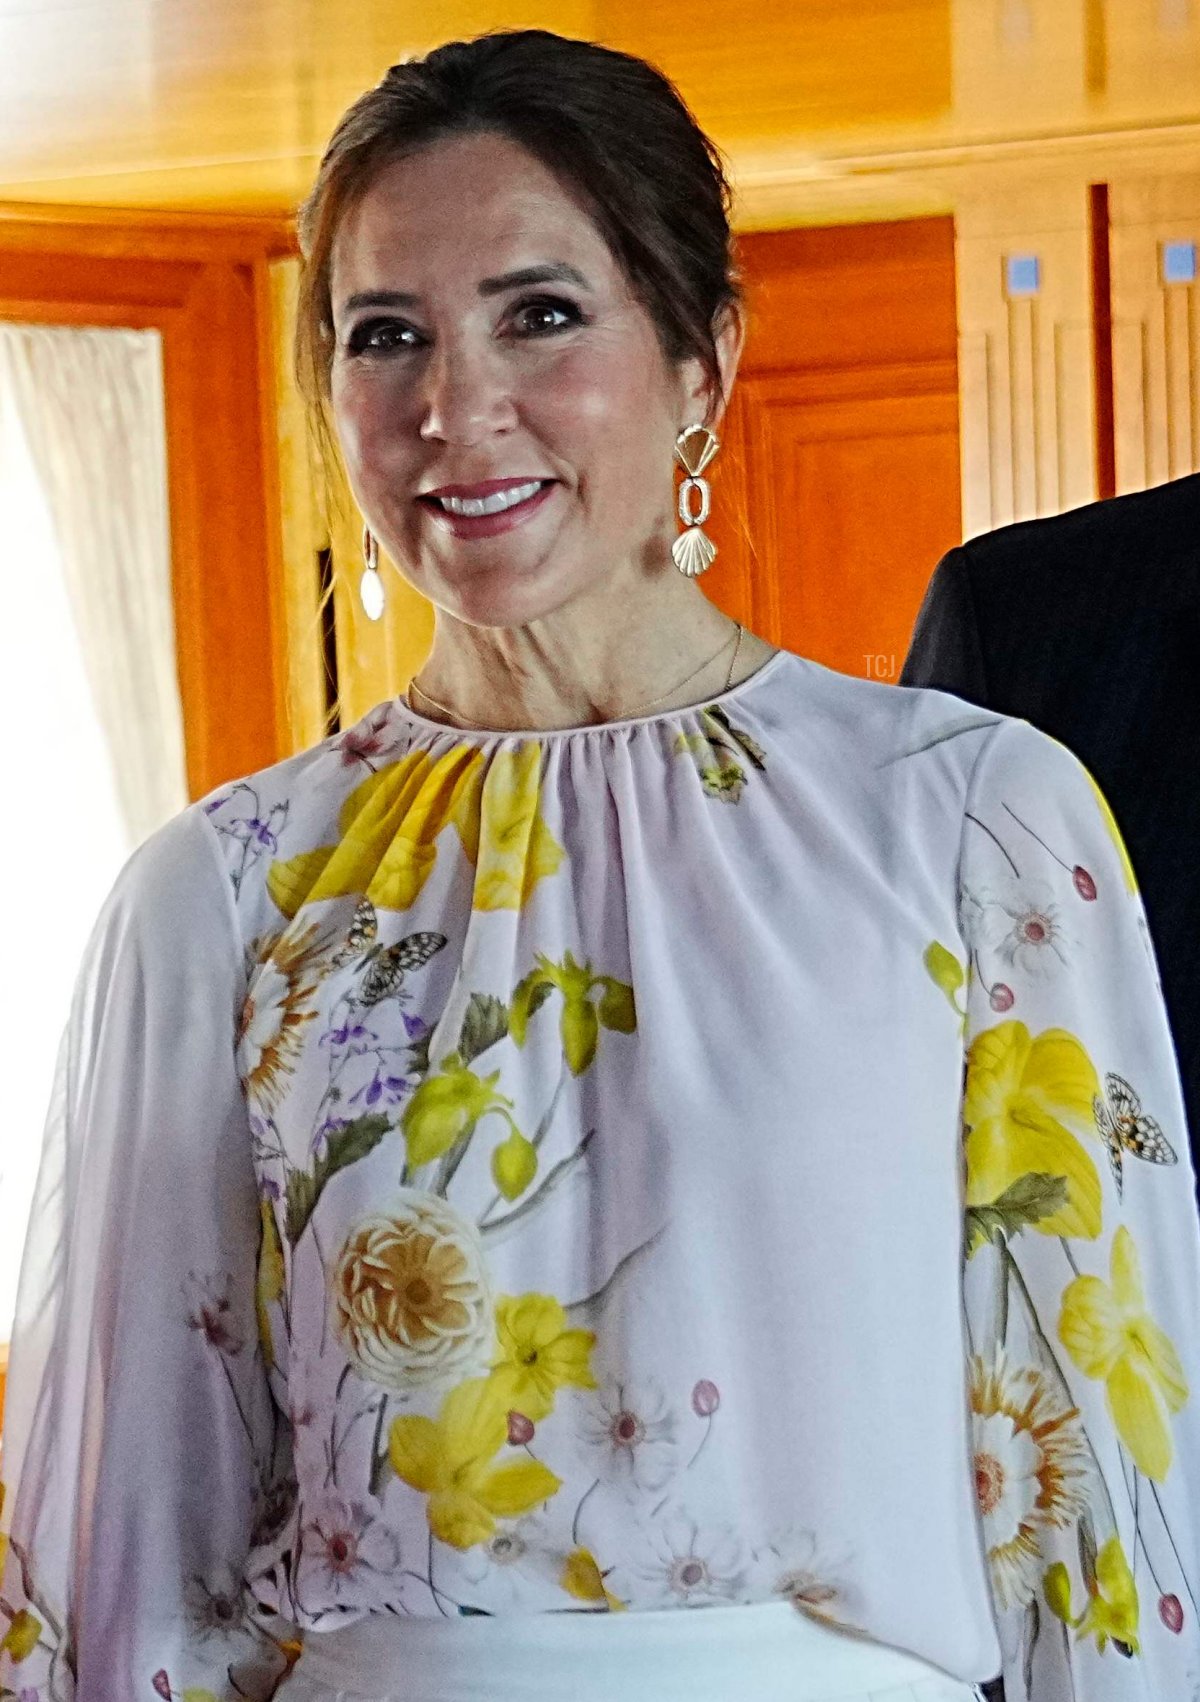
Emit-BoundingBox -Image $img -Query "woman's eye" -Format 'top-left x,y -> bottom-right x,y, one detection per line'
345,320 -> 418,356
511,298 -> 582,336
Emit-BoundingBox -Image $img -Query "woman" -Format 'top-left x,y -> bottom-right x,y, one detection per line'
2,28 -> 1197,1702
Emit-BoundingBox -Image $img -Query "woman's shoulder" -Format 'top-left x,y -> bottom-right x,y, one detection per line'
192,704 -> 411,930
763,647 -> 1006,772
763,650 -> 1104,836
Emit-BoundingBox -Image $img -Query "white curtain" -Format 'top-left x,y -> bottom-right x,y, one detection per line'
0,324 -> 187,845
0,324 -> 188,1338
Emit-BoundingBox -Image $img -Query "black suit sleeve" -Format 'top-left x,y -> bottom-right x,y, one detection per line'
899,545 -> 989,703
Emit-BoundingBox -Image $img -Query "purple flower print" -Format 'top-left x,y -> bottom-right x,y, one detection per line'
206,784 -> 291,897
350,1069 -> 411,1109
245,814 -> 281,852
320,1019 -> 377,1056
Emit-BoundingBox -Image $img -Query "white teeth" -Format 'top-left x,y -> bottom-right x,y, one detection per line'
436,481 -> 545,517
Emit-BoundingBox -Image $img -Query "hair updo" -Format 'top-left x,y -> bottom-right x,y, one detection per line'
294,28 -> 742,425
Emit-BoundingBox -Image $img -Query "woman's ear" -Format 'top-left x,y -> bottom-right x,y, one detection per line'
681,303 -> 746,431
711,303 -> 746,427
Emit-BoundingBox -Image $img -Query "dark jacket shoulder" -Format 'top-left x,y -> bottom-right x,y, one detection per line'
954,471 -> 1200,604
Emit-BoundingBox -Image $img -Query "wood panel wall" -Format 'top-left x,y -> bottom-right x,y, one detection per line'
1108,176 -> 1200,493
955,179 -> 1101,538
709,219 -> 961,682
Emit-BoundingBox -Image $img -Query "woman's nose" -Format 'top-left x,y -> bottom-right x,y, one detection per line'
417,338 -> 516,445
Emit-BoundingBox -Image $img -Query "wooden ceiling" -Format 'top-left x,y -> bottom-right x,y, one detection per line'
0,0 -> 1197,225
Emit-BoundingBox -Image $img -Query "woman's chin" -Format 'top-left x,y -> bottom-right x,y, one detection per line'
428,556 -> 594,632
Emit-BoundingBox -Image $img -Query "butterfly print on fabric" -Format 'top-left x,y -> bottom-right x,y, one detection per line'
332,897 -> 447,1008
1093,1072 -> 1177,1196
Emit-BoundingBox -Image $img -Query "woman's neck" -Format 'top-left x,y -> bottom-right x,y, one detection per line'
404,583 -> 775,733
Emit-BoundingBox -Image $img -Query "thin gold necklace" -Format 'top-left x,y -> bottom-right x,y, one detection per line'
407,622 -> 745,728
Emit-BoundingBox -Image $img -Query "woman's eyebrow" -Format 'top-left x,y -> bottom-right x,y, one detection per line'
339,262 -> 592,316
478,262 -> 591,296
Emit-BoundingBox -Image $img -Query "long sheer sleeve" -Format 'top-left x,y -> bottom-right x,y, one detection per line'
957,719 -> 1200,1700
0,806 -> 296,1701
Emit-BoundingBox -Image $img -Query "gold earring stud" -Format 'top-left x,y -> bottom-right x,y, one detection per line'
672,424 -> 719,577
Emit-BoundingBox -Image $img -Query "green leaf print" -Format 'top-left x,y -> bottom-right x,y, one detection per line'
457,992 -> 509,1065
965,1172 -> 1070,1255
407,1027 -> 433,1076
285,1113 -> 391,1243
510,970 -> 554,1044
596,976 -> 636,1034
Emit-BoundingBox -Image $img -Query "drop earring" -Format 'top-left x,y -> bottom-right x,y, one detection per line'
672,423 -> 719,577
360,525 -> 385,620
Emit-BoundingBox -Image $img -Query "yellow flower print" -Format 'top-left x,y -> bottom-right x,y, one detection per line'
388,1377 -> 560,1549
964,1021 -> 1103,1241
490,1293 -> 597,1422
924,941 -> 967,1028
1078,1537 -> 1140,1653
266,742 -> 563,920
561,1548 -> 625,1610
0,1608 -> 42,1662
674,730 -> 747,802
1059,1225 -> 1188,1480
1044,1536 -> 1141,1654
511,952 -> 636,1076
491,1129 -> 538,1201
673,707 -> 765,803
255,1197 -> 286,1370
468,743 -> 565,911
267,746 -> 484,918
402,1056 -> 517,1169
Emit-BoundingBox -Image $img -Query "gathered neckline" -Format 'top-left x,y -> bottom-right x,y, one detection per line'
389,647 -> 789,742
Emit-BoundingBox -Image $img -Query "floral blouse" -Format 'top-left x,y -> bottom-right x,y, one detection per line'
2,648 -> 1198,1702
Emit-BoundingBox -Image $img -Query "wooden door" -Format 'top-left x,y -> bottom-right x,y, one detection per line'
0,209 -> 296,797
707,218 -> 961,685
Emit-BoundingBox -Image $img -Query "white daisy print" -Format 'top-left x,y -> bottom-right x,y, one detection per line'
970,1351 -> 1089,1610
184,1567 -> 252,1646
455,1513 -> 561,1606
578,1377 -> 679,1495
611,1506 -> 745,1607
298,1494 -> 402,1606
969,875 -> 1070,979
751,1527 -> 856,1628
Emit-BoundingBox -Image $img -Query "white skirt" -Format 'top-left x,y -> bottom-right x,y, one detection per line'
276,1600 -> 992,1702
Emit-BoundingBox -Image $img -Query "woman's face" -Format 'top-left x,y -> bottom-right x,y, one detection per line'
328,130 -> 720,630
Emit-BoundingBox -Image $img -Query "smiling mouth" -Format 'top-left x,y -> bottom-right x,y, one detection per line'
421,480 -> 553,517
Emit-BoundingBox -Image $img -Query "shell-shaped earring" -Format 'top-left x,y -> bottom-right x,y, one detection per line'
672,423 -> 719,577
360,525 -> 385,620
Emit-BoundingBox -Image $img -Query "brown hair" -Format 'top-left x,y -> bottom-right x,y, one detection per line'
294,28 -> 742,426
